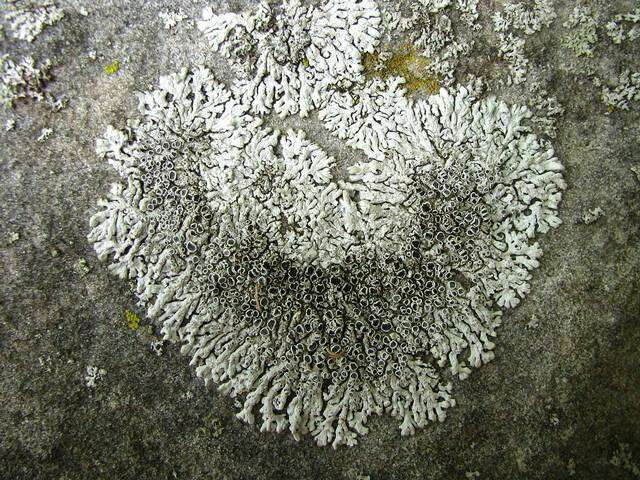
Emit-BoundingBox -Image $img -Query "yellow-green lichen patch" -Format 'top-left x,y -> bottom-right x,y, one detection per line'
362,45 -> 440,94
196,412 -> 225,439
73,258 -> 91,276
104,60 -> 120,75
125,309 -> 140,329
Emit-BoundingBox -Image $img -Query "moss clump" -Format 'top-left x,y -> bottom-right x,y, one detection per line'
104,60 -> 120,75
362,45 -> 440,94
125,309 -> 140,330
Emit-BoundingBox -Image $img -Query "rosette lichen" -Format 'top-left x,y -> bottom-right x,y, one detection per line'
89,0 -> 565,447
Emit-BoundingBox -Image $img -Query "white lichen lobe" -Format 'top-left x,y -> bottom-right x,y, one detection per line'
601,70 -> 640,112
84,365 -> 106,388
0,55 -> 52,108
493,0 -> 556,85
36,126 -> 52,141
581,207 -> 604,225
562,6 -> 599,57
89,0 -> 565,448
159,10 -> 188,31
197,0 -> 381,117
3,0 -> 64,42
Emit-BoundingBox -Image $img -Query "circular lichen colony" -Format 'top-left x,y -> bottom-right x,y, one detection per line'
89,0 -> 565,448
89,65 -> 564,447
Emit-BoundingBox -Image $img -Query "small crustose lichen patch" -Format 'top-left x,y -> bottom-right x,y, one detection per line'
125,310 -> 140,330
103,60 -> 120,75
73,258 -> 91,276
362,45 -> 440,94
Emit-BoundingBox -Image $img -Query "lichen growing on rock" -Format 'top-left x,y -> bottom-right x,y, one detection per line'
362,45 -> 440,93
197,0 -> 381,117
492,0 -> 556,85
600,69 -> 640,112
125,309 -> 140,330
562,5 -> 599,58
379,0 -> 479,88
3,0 -> 64,42
88,0 -> 565,447
103,60 -> 120,76
0,54 -> 52,108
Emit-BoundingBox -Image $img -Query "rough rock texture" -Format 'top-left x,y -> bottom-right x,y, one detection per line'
0,0 -> 639,479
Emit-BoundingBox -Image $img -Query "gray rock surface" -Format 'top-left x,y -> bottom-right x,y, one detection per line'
1,1 -> 639,479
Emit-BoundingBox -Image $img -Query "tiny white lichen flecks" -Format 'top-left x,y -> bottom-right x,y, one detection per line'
89,0 -> 565,448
